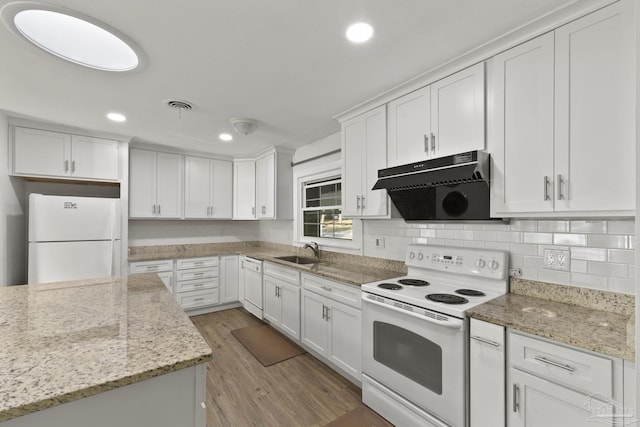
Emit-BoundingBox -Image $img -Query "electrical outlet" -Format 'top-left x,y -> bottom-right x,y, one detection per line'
543,249 -> 571,271
375,237 -> 385,248
509,268 -> 522,277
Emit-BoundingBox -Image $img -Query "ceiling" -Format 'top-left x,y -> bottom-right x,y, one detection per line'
0,0 -> 575,157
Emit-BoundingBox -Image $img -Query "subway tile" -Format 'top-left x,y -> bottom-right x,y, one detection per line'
538,269 -> 571,285
454,230 -> 474,240
523,256 -> 544,268
444,239 -> 464,247
606,220 -> 635,234
483,222 -> 510,231
463,240 -> 486,249
509,220 -> 537,232
607,278 -> 635,295
570,259 -> 588,274
428,223 -> 446,229
570,273 -> 607,289
420,229 -> 437,238
509,243 -> 538,256
571,247 -> 607,262
553,233 -> 587,246
607,249 -> 634,264
474,230 -> 497,241
570,220 -> 607,234
586,234 -> 628,249
629,236 -> 635,250
537,245 -> 570,256
435,229 -> 455,239
537,220 -> 569,232
523,232 -> 553,244
427,238 -> 445,246
587,261 -> 628,278
519,267 -> 539,281
412,237 -> 429,245
496,231 -> 523,243
509,254 -> 524,268
485,242 -> 510,251
628,265 -> 635,279
444,223 -> 465,230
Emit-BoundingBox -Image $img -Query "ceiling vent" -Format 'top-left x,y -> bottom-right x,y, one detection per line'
164,99 -> 193,117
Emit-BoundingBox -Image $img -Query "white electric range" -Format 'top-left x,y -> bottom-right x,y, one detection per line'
361,244 -> 508,427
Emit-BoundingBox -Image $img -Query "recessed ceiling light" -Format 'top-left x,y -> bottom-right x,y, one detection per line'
346,22 -> 373,43
2,4 -> 142,72
107,112 -> 126,122
219,133 -> 233,142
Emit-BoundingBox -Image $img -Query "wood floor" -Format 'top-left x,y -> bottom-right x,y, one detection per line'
190,308 -> 366,427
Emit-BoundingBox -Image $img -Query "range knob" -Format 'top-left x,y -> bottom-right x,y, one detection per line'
475,258 -> 486,269
489,260 -> 500,271
409,252 -> 415,260
417,253 -> 424,261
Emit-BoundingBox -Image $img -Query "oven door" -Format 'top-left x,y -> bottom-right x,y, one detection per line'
362,293 -> 467,427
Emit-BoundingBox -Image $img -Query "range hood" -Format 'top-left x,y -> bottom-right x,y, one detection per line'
373,151 -> 494,221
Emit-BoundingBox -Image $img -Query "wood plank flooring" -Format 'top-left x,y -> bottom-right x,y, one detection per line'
191,308 -> 365,427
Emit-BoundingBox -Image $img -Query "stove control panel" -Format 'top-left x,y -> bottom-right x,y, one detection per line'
406,244 -> 507,279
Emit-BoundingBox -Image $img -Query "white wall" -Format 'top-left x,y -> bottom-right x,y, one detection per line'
0,111 -> 26,285
128,220 -> 259,246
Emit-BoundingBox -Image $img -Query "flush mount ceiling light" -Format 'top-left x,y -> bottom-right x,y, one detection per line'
106,112 -> 126,122
346,22 -> 373,43
229,118 -> 258,136
219,133 -> 233,142
1,3 -> 143,72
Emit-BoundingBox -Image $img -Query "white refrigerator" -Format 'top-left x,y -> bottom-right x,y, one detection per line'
28,194 -> 121,284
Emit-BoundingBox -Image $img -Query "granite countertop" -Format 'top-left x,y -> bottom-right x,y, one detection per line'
0,274 -> 213,422
128,242 -> 407,286
468,280 -> 635,361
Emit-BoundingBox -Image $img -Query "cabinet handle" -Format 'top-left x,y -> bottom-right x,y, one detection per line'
470,336 -> 500,347
361,195 -> 366,208
251,207 -> 255,215
543,176 -> 550,201
152,205 -> 156,215
71,160 -> 75,173
194,272 -> 204,277
512,384 -> 519,412
325,306 -> 330,321
146,265 -> 158,271
64,160 -> 69,172
534,355 -> 575,372
430,133 -> 436,153
194,297 -> 205,302
262,206 -> 266,214
321,286 -> 332,292
557,174 -> 565,200
423,134 -> 428,152
158,205 -> 161,215
321,305 -> 326,320
194,261 -> 204,266
356,196 -> 361,209
194,283 -> 205,287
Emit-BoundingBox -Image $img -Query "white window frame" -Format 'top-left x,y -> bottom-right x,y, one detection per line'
293,160 -> 362,251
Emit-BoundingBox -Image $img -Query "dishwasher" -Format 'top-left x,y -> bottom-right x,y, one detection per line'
240,256 -> 263,319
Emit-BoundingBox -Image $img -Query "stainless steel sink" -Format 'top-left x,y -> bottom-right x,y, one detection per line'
275,255 -> 320,265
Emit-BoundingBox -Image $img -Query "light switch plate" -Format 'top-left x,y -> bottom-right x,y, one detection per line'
543,249 -> 570,271
375,237 -> 385,248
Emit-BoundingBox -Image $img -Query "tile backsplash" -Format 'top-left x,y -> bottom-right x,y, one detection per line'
363,219 -> 635,295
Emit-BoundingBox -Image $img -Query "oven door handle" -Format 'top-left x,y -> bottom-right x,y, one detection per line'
362,294 -> 464,330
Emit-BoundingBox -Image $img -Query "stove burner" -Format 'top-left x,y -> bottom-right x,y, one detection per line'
427,294 -> 468,304
455,289 -> 485,297
398,278 -> 430,287
378,283 -> 403,290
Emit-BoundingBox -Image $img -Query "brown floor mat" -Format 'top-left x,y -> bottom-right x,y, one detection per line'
231,324 -> 305,367
324,405 -> 394,427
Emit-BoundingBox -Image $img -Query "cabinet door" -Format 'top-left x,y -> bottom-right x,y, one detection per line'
327,300 -> 361,380
129,149 -> 157,218
156,152 -> 183,218
361,105 -> 388,217
469,319 -> 505,427
509,368 -> 613,427
219,255 -> 238,304
554,1 -> 635,212
490,33 -> 555,215
387,86 -> 431,166
71,135 -> 119,180
233,160 -> 256,219
256,153 -> 275,219
431,63 -> 485,158
341,116 -> 364,217
211,159 -> 233,219
263,276 -> 281,325
184,156 -> 211,218
13,127 -> 70,177
279,282 -> 300,341
301,289 -> 328,356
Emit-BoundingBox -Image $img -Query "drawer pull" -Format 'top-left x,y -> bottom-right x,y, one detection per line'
194,272 -> 205,277
534,355 -> 575,372
146,266 -> 158,271
193,297 -> 205,302
321,286 -> 332,292
512,383 -> 519,412
470,336 -> 500,347
194,283 -> 205,287
194,261 -> 204,266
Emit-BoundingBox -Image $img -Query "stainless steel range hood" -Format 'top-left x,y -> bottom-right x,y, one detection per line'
373,151 -> 494,220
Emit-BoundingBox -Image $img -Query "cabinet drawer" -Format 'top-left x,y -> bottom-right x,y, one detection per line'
177,267 -> 218,282
176,277 -> 218,293
264,262 -> 300,285
509,331 -> 613,398
176,257 -> 218,270
471,318 -> 504,349
177,288 -> 219,310
301,273 -> 360,309
130,260 -> 174,274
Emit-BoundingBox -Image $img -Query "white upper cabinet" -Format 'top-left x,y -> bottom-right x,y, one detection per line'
255,153 -> 275,218
233,159 -> 256,220
130,149 -> 183,219
342,105 -> 389,218
491,0 -> 635,217
184,156 -> 232,219
13,127 -> 119,181
387,63 -> 485,167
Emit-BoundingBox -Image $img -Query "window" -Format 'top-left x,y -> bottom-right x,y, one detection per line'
302,177 -> 352,240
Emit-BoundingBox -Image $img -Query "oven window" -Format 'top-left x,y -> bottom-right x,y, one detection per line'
373,321 -> 442,394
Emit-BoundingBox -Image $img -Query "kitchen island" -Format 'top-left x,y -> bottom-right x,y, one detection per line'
0,274 -> 212,426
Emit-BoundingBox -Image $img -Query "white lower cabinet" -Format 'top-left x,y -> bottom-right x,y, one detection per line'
507,330 -> 626,427
129,259 -> 174,293
175,257 -> 219,311
300,273 -> 361,383
219,255 -> 239,304
263,262 -> 301,341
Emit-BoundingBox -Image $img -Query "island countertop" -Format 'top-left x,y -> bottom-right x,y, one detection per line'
0,274 -> 213,423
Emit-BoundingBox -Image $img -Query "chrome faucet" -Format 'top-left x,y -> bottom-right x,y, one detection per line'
303,241 -> 320,258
